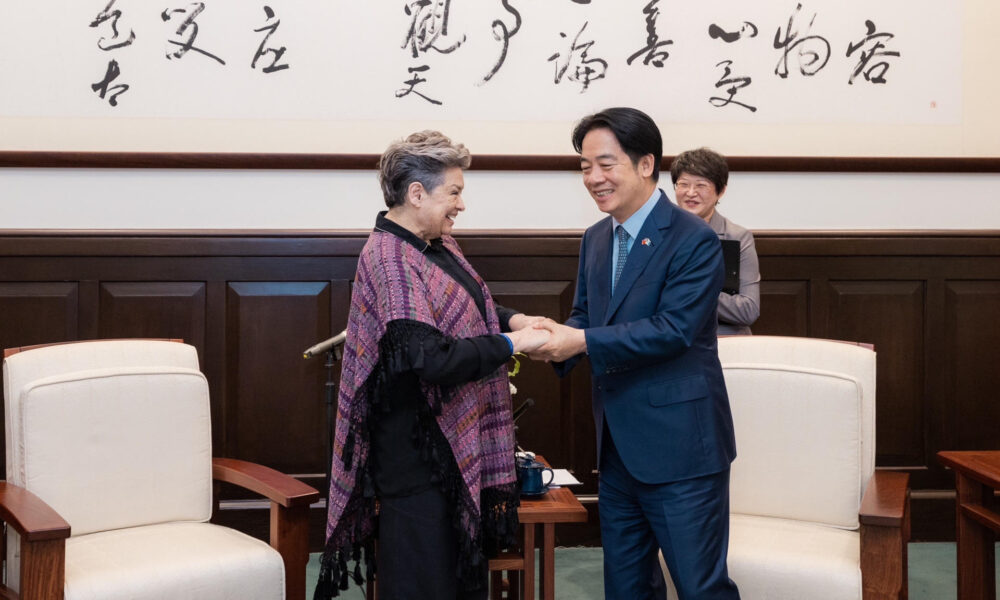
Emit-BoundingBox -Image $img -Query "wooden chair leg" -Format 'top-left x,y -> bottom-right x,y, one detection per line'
270,502 -> 310,600
508,570 -> 521,600
861,470 -> 910,600
19,538 -> 65,600
861,523 -> 908,600
490,570 -> 503,600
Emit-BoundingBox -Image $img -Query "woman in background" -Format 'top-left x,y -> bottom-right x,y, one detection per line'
671,147 -> 760,335
315,131 -> 548,599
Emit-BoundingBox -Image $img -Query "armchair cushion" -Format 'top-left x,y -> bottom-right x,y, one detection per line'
17,366 -> 212,536
65,522 -> 283,600
726,365 -> 862,529
718,336 -> 876,491
726,514 -> 861,600
4,340 -> 200,482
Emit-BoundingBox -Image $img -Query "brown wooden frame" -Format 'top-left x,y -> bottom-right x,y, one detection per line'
0,341 -> 320,600
936,451 -> 1000,600
1,152 -> 999,172
860,471 -> 911,600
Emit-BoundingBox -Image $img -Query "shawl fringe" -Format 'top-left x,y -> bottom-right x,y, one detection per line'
413,388 -> 520,591
315,319 -> 519,598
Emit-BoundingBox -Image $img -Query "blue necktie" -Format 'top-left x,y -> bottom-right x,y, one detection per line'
613,225 -> 630,292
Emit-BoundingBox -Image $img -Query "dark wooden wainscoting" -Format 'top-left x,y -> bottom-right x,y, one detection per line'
1,230 -> 998,545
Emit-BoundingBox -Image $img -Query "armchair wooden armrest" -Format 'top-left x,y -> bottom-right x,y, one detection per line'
0,482 -> 71,600
212,458 -> 318,507
859,471 -> 910,600
212,458 -> 320,600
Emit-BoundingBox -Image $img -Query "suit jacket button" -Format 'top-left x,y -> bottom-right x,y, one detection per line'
596,384 -> 602,391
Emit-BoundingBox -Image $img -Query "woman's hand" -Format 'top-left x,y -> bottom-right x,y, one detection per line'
506,327 -> 551,354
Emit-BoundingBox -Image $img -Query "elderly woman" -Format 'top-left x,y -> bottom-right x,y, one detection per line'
315,131 -> 548,600
671,148 -> 760,335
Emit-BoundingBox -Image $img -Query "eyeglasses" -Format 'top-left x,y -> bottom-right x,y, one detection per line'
674,181 -> 714,194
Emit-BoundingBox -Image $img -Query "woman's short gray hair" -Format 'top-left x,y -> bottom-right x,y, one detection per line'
378,131 -> 472,208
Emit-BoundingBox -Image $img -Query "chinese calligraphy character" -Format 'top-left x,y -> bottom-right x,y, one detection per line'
708,21 -> 758,44
90,0 -> 135,51
162,3 -> 225,65
548,22 -> 607,93
773,3 -> 830,78
480,0 -> 521,84
627,0 -> 674,68
846,20 -> 899,85
396,64 -> 443,105
91,59 -> 129,106
709,60 -> 756,113
403,0 -> 465,59
252,6 -> 289,73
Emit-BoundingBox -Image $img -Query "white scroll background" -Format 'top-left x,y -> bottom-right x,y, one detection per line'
0,0 -> 990,157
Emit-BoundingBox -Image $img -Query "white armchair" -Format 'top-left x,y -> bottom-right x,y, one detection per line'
662,336 -> 909,600
1,339 -> 319,600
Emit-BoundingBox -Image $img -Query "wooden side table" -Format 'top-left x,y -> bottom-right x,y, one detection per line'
490,456 -> 588,600
937,450 -> 1000,600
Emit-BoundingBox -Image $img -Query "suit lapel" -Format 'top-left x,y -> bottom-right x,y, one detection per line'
602,193 -> 673,325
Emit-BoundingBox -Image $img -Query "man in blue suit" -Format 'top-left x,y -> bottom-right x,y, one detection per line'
535,107 -> 740,599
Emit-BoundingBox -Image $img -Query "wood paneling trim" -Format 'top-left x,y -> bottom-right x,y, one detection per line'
1,230 -> 1000,257
756,235 -> 1000,257
2,152 -> 1000,173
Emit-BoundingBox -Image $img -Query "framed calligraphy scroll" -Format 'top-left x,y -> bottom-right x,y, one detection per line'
0,0 -> 996,171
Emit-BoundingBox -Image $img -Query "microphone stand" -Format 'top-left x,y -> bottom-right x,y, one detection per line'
512,397 -> 534,454
304,335 -> 345,499
322,347 -> 340,496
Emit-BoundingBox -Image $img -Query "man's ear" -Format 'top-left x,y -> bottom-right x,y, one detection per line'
638,154 -> 655,178
406,181 -> 425,208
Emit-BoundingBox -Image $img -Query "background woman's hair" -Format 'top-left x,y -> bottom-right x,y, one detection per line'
669,147 -> 729,193
378,131 -> 471,208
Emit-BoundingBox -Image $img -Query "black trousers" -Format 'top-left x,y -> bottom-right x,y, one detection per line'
377,487 -> 488,600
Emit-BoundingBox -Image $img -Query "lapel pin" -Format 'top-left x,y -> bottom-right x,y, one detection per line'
641,238 -> 651,246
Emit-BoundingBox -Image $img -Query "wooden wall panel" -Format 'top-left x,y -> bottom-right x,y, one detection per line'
224,282 -> 332,474
943,281 -> 1000,452
98,282 -> 207,359
755,280 -> 809,336
0,283 -> 79,350
825,281 -> 925,467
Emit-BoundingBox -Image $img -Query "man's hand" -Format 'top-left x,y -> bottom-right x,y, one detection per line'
529,319 -> 587,362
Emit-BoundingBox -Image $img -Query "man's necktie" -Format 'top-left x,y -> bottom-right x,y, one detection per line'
613,225 -> 630,292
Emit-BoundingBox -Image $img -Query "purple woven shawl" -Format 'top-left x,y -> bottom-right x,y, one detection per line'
314,230 -> 518,598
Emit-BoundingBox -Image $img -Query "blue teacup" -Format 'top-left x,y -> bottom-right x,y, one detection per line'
517,457 -> 554,496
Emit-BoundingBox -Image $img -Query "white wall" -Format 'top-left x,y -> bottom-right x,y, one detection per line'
1,169 -> 997,230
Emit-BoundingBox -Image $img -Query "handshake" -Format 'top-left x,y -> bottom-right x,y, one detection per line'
504,314 -> 586,363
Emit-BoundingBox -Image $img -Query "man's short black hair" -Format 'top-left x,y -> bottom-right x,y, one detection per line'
572,107 -> 663,181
